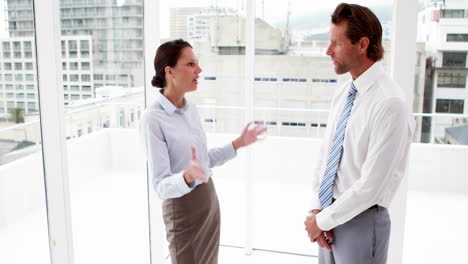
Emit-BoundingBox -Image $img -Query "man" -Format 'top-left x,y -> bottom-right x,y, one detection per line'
304,3 -> 415,264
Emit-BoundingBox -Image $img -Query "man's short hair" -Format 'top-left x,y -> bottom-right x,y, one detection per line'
331,3 -> 384,61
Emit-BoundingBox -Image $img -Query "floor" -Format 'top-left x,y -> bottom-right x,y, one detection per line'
1,171 -> 467,264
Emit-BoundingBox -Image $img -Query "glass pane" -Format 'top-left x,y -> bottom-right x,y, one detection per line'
408,2 -> 468,263
159,0 -> 247,260
58,0 -> 149,262
0,0 -> 50,263
253,0 -> 393,257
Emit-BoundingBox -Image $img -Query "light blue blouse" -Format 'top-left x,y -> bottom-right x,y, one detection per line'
139,90 -> 237,199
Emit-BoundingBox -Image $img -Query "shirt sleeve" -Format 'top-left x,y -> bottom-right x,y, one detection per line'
207,142 -> 237,168
316,97 -> 414,231
139,114 -> 194,200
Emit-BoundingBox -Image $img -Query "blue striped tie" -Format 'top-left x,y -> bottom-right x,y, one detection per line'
319,82 -> 358,208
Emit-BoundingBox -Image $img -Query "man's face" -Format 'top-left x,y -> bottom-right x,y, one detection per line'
326,22 -> 361,75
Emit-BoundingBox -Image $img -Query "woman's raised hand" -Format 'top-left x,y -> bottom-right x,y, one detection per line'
183,145 -> 207,185
232,122 -> 268,151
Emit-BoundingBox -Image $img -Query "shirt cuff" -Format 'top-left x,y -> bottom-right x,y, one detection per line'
224,142 -> 237,159
308,196 -> 321,212
316,207 -> 339,231
175,171 -> 194,195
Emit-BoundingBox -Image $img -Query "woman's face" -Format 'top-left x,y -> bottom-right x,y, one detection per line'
169,47 -> 202,93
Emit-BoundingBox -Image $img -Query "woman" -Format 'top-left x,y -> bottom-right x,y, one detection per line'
139,39 -> 266,264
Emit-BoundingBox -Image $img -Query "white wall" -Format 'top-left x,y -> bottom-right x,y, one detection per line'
2,130 -> 468,260
408,143 -> 468,192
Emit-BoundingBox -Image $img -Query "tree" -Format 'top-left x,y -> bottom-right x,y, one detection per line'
8,108 -> 25,123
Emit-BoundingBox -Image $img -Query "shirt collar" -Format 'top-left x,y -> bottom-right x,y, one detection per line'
352,61 -> 385,95
156,89 -> 189,115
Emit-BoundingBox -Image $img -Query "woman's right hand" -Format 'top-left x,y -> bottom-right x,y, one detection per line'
183,146 -> 207,185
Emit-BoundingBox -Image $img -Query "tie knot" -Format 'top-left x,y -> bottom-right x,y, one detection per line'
349,83 -> 358,96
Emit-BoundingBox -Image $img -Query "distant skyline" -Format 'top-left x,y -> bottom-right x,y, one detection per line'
0,1 -> 7,38
0,0 -> 467,40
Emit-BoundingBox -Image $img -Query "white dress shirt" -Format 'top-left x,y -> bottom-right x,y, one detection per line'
139,90 -> 237,199
310,62 -> 415,231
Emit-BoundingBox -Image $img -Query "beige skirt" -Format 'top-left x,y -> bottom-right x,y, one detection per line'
162,177 -> 221,264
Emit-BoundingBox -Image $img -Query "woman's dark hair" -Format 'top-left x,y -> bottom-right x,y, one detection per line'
331,3 -> 384,61
152,39 -> 192,88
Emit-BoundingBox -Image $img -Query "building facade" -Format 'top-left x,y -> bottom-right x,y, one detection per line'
5,0 -> 144,88
417,1 -> 468,143
0,36 -> 94,115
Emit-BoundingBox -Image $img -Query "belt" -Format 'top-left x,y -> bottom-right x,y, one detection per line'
332,198 -> 379,211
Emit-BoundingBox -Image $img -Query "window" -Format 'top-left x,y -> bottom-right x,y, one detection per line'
68,40 -> 77,50
71,85 -> 79,91
27,93 -> 35,99
2,41 -> 10,51
16,93 -> 24,99
71,94 -> 80,100
6,101 -> 15,109
436,99 -> 464,113
25,62 -> 33,70
82,85 -> 91,91
254,77 -> 277,82
447,34 -> 468,42
81,74 -> 91,82
63,74 -> 67,81
80,39 -> 90,57
442,52 -> 466,68
62,62 -> 67,70
27,102 -> 36,111
80,40 -> 89,50
61,40 -> 66,57
14,62 -> 22,70
23,41 -> 32,51
118,74 -> 128,81
94,74 -> 103,80
312,78 -> 338,83
81,62 -> 90,70
70,74 -> 79,82
13,41 -> 21,51
25,74 -> 34,81
441,9 -> 465,18
437,72 -> 466,88
26,85 -> 34,90
68,40 -> 77,58
69,62 -> 78,70
4,62 -> 12,70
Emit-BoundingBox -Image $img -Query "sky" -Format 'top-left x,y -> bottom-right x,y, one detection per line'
0,0 -> 467,39
158,0 -> 395,37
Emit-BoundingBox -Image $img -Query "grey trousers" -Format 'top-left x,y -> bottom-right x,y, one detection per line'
319,206 -> 391,264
